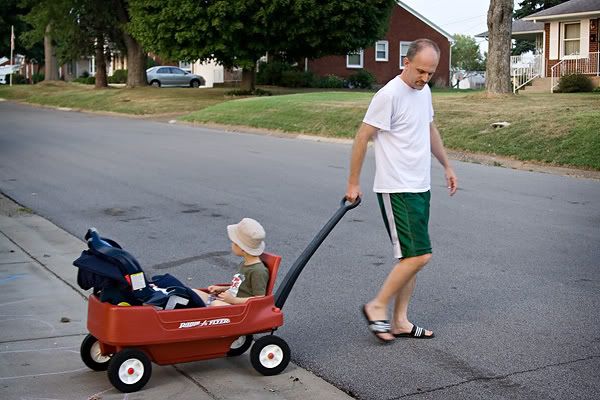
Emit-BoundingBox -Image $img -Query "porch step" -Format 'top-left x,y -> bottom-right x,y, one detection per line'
520,77 -> 551,93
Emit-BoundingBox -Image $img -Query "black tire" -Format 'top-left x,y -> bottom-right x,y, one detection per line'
250,335 -> 290,376
227,335 -> 253,357
80,334 -> 111,371
190,79 -> 200,88
107,348 -> 152,393
150,80 -> 161,88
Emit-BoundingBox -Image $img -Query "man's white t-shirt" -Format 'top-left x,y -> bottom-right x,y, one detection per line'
363,76 -> 434,193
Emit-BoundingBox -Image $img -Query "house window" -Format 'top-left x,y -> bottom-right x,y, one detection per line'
347,50 -> 364,68
399,41 -> 412,69
562,22 -> 580,56
89,57 -> 96,76
375,41 -> 389,61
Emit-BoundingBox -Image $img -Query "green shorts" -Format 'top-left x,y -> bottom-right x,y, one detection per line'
377,191 -> 432,259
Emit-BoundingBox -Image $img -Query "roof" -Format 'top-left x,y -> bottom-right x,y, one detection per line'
523,0 -> 600,21
396,1 -> 454,42
475,19 -> 544,38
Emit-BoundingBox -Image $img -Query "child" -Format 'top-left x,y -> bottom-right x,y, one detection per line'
193,218 -> 269,306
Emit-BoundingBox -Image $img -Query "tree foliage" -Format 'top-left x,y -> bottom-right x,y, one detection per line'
0,0 -> 43,62
451,34 -> 485,71
127,0 -> 395,90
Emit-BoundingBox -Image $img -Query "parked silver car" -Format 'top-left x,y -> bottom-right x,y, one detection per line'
146,66 -> 205,88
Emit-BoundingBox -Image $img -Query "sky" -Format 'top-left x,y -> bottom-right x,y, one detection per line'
400,0 -> 523,51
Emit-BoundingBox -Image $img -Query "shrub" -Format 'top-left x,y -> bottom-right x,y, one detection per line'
557,73 -> 594,93
74,76 -> 95,84
257,61 -> 294,85
81,70 -> 90,78
32,72 -> 45,84
280,70 -> 316,87
316,74 -> 345,88
108,69 -> 127,84
225,88 -> 272,96
592,86 -> 600,93
6,74 -> 28,84
346,69 -> 376,89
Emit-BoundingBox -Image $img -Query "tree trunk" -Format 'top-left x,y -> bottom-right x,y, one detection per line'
241,67 -> 255,91
486,0 -> 513,94
43,24 -> 58,81
94,36 -> 108,88
115,0 -> 147,87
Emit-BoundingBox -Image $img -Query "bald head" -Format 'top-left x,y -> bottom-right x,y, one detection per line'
406,39 -> 440,62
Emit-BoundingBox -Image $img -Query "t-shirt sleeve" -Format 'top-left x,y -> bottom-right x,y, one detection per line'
363,91 -> 393,131
428,87 -> 434,123
250,265 -> 269,296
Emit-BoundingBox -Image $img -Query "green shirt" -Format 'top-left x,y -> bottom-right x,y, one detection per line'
227,261 -> 269,298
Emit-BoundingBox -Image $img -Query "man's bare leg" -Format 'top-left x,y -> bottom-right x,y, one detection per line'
391,272 -> 433,337
364,254 -> 431,341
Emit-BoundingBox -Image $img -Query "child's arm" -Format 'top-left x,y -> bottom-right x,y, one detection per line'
207,285 -> 229,294
217,292 -> 264,305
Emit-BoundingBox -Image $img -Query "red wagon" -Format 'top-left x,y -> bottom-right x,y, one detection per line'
77,198 -> 360,392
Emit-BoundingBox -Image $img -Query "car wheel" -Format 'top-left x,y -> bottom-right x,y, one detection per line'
80,334 -> 111,371
150,80 -> 161,88
190,80 -> 200,88
250,335 -> 290,376
227,335 -> 253,357
107,348 -> 152,393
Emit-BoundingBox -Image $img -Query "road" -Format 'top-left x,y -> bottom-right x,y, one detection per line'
1,102 -> 599,399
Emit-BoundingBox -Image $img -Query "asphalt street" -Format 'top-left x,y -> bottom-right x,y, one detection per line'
1,101 -> 599,399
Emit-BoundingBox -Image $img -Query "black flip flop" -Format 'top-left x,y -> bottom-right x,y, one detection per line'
393,324 -> 435,339
361,305 -> 394,343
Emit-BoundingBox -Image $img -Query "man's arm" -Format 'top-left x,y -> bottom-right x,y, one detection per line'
430,122 -> 457,196
346,122 -> 379,202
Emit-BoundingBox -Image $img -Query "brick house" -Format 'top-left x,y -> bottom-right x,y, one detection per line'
306,1 -> 453,87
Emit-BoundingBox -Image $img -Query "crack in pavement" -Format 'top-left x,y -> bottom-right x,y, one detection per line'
391,354 -> 600,399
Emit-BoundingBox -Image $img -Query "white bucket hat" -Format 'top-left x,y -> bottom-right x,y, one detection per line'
227,218 -> 266,256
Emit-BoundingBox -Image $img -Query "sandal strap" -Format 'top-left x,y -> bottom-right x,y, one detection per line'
412,325 -> 425,337
369,320 -> 391,333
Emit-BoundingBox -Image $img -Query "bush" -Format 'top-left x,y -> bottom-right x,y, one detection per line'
257,61 -> 294,85
32,72 -> 44,84
316,74 -> 345,88
108,69 -> 127,84
592,86 -> 600,93
346,69 -> 376,89
557,73 -> 594,93
81,70 -> 90,78
74,76 -> 95,85
5,74 -> 28,84
225,88 -> 272,96
280,70 -> 316,87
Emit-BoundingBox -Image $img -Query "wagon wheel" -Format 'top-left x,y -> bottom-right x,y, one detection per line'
80,334 -> 111,371
107,348 -> 152,393
227,335 -> 253,357
250,335 -> 290,376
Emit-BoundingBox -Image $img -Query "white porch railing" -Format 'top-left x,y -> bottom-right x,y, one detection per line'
551,52 -> 600,92
511,54 -> 543,93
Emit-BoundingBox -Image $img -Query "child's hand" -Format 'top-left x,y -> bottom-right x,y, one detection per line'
208,285 -> 221,293
217,291 -> 236,304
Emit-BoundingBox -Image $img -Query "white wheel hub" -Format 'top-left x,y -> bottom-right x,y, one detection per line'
259,344 -> 283,368
230,336 -> 246,350
90,341 -> 110,363
118,358 -> 144,385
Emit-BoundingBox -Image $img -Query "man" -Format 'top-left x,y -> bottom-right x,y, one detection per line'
345,39 -> 457,343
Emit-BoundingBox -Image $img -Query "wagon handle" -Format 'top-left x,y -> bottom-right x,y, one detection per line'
274,196 -> 361,309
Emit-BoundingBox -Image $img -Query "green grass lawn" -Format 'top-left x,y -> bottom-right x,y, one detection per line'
1,82 -> 599,170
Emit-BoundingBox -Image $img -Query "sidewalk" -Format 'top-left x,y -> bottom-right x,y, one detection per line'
0,193 -> 353,400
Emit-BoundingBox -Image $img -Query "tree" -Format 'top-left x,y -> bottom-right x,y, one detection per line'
114,0 -> 147,87
512,0 -> 569,55
451,34 -> 485,71
486,0 -> 513,94
128,0 -> 395,91
0,0 -> 43,64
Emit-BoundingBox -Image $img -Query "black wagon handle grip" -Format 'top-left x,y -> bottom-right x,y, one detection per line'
341,196 -> 361,210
